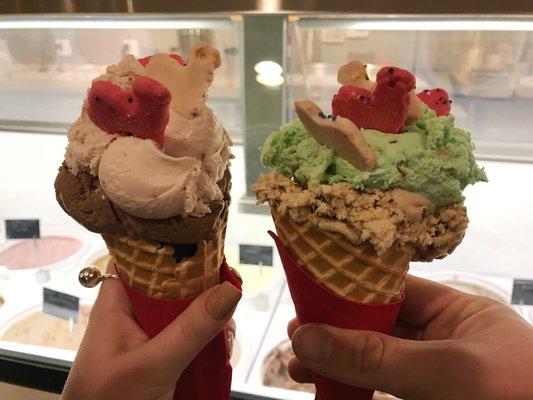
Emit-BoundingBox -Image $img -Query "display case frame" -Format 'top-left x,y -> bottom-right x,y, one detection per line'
0,4 -> 532,400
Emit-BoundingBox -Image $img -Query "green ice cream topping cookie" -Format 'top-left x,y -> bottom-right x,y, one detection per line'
260,106 -> 487,207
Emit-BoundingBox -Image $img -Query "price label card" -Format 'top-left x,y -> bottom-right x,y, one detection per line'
43,288 -> 80,322
511,279 -> 533,305
5,219 -> 40,239
239,244 -> 273,267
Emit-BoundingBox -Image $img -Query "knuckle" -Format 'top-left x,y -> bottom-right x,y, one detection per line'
470,296 -> 499,311
349,333 -> 389,374
458,295 -> 499,316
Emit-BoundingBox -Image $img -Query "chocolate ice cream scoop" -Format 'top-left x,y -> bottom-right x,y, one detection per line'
55,165 -> 231,244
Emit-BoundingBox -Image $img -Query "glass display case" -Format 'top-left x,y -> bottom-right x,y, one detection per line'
285,17 -> 533,160
0,6 -> 532,400
0,17 -> 244,139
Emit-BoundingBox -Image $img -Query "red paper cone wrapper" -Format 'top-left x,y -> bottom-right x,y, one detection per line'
269,231 -> 403,400
119,259 -> 242,400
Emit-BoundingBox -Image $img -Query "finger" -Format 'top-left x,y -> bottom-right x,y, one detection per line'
287,318 -> 301,339
287,356 -> 313,383
139,282 -> 242,378
82,262 -> 149,355
291,323 -> 467,398
400,275 -> 463,328
91,261 -> 133,318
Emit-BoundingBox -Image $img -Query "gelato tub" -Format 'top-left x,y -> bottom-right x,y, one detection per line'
428,272 -> 509,304
225,245 -> 280,298
0,231 -> 87,280
84,249 -> 112,271
262,340 -> 315,393
0,236 -> 82,270
1,305 -> 91,351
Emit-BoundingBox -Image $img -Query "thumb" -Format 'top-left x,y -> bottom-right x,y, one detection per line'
292,324 -> 468,399
137,282 -> 241,379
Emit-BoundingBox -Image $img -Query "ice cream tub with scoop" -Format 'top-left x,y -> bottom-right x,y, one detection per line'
0,226 -> 90,283
0,303 -> 91,352
246,282 -> 314,400
0,272 -> 92,363
82,247 -> 112,273
262,339 -> 316,394
224,242 -> 284,301
415,269 -> 531,323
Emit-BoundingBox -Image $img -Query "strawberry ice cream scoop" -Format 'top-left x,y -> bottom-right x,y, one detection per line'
417,88 -> 452,116
87,75 -> 171,147
332,66 -> 415,134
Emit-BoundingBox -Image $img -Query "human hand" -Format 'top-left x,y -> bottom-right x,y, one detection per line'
287,275 -> 533,400
61,263 -> 241,400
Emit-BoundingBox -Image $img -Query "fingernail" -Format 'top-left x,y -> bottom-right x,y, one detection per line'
226,329 -> 235,357
293,325 -> 333,362
206,282 -> 242,321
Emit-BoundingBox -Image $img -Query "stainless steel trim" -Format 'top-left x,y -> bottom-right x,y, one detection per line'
0,121 -> 68,135
295,15 -> 533,30
0,15 -> 236,29
1,0 -> 532,15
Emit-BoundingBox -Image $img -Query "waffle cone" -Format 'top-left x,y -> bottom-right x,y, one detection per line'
104,206 -> 228,299
271,210 -> 413,304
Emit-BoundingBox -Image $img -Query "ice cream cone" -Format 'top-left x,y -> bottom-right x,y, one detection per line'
271,210 -> 414,304
104,206 -> 228,299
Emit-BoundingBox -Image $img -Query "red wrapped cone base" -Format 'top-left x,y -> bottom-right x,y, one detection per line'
269,231 -> 403,400
119,259 -> 242,400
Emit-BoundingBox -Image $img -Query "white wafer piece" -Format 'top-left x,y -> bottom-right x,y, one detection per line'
294,100 -> 376,171
144,42 -> 221,118
337,60 -> 375,90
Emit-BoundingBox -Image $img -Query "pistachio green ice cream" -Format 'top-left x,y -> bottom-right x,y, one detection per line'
260,107 -> 487,207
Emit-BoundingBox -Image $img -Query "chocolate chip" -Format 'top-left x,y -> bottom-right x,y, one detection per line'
128,97 -> 133,103
318,112 -> 326,119
389,140 -> 398,144
332,115 -> 337,121
169,243 -> 198,263
388,67 -> 394,73
95,96 -> 100,102
449,99 -> 453,103
424,89 -> 429,93
327,115 -> 332,119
